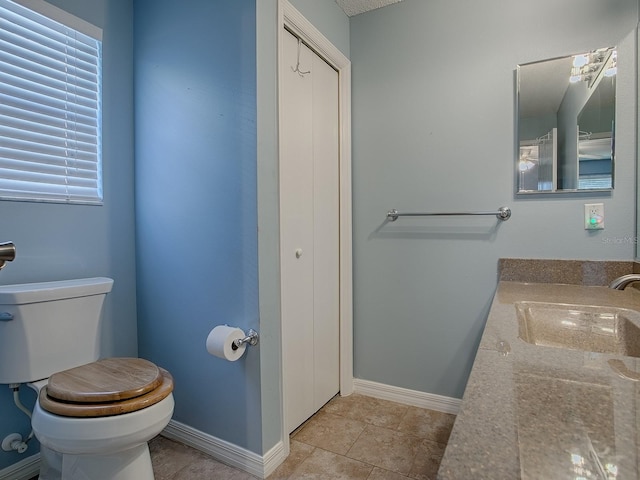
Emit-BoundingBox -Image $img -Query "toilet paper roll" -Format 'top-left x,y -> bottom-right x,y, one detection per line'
206,325 -> 247,361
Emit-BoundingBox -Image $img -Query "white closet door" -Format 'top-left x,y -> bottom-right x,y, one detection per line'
281,28 -> 340,434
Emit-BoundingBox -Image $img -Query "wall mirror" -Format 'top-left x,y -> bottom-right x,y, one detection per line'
516,47 -> 617,194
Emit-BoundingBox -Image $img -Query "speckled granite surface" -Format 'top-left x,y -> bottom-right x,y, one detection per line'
498,258 -> 635,286
438,281 -> 640,479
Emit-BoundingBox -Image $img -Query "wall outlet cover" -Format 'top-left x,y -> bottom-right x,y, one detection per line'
584,203 -> 604,230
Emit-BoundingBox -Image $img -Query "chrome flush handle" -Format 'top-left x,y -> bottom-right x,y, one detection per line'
0,242 -> 16,270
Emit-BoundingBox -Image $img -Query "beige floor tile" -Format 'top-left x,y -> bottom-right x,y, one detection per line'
269,440 -> 316,479
170,451 -> 258,479
320,393 -> 368,418
407,440 -> 446,480
149,436 -> 200,480
151,435 -> 259,480
346,425 -> 422,475
397,407 -> 456,444
294,411 -> 367,455
145,397 -> 454,480
289,448 -> 373,479
367,466 -> 412,479
322,394 -> 409,429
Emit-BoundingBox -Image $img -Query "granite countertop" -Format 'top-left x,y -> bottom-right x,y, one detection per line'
438,281 -> 640,479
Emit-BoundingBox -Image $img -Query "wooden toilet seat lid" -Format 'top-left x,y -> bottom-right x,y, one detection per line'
46,357 -> 163,403
39,367 -> 173,417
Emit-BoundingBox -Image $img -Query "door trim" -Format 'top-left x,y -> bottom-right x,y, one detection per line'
277,0 -> 353,444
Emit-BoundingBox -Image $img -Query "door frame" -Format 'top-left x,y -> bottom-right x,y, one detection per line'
277,0 -> 353,442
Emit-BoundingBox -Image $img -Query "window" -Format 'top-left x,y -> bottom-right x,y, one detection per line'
0,0 -> 103,204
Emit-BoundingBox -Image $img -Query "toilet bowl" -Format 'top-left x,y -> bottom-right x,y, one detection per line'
0,278 -> 175,480
31,358 -> 174,480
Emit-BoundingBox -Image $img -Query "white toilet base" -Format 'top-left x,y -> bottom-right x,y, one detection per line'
32,393 -> 174,480
38,443 -> 154,480
66,443 -> 153,480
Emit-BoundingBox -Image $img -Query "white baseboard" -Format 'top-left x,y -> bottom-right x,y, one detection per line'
0,453 -> 40,480
162,420 -> 285,479
352,378 -> 461,415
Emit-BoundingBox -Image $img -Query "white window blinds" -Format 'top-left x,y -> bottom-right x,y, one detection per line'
0,0 -> 103,204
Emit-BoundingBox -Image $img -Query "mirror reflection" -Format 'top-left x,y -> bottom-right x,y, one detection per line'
517,47 -> 617,193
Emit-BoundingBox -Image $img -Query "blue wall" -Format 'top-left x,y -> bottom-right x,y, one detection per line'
0,0 -> 346,470
350,0 -> 638,399
0,0 -> 135,471
134,0 -> 261,453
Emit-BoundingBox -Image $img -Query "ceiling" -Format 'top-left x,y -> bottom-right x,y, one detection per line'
335,0 -> 403,17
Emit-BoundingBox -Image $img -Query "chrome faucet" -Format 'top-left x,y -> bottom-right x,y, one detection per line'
0,242 -> 15,270
609,274 -> 640,290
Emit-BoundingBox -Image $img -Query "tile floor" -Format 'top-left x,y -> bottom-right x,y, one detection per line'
150,393 -> 456,480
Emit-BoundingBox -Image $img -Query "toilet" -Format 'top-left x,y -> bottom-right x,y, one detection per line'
0,278 -> 174,480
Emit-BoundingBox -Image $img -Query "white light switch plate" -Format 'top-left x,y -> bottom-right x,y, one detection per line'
584,203 -> 604,230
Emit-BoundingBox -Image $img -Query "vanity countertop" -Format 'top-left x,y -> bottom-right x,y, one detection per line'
437,281 -> 640,479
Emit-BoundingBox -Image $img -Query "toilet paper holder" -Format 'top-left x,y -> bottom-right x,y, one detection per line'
232,329 -> 259,350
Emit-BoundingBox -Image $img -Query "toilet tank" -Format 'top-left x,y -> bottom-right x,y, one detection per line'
0,277 -> 114,384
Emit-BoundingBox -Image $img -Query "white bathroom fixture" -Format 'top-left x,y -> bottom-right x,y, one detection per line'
0,278 -> 174,480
